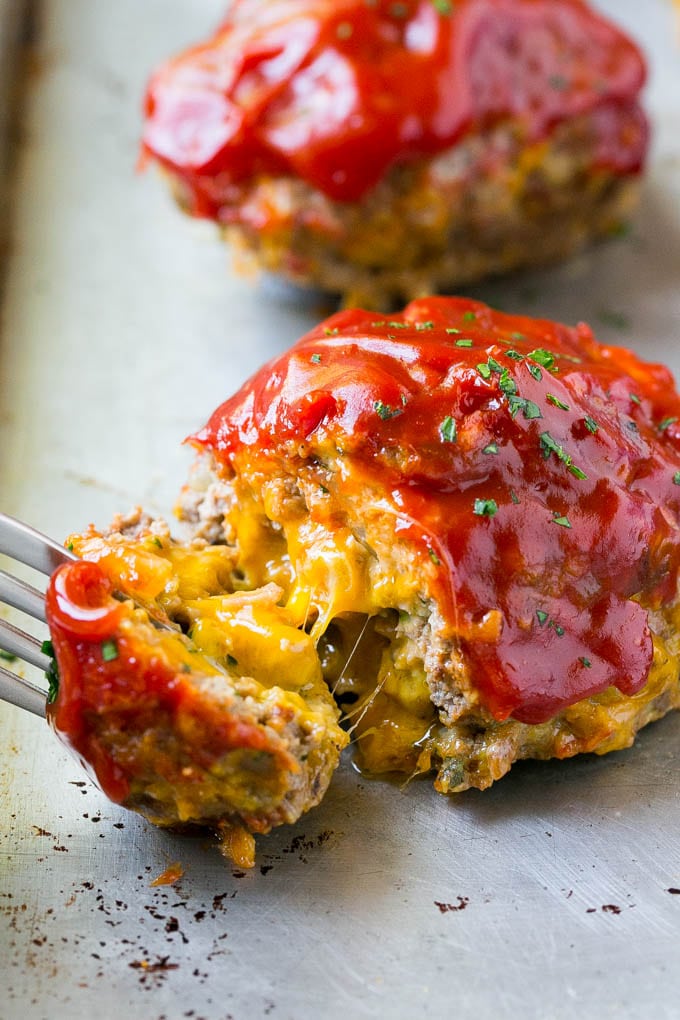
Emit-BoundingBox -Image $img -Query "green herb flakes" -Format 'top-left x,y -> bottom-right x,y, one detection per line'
455,339 -> 473,348
429,548 -> 441,566
630,394 -> 641,406
439,416 -> 457,443
498,369 -> 517,396
528,349 -> 556,370
462,310 -> 477,322
527,364 -> 542,382
227,654 -> 238,668
659,417 -> 677,433
415,320 -> 435,331
584,416 -> 599,434
482,441 -> 498,455
580,657 -> 592,668
42,639 -> 60,705
487,357 -> 503,374
546,394 -> 570,411
477,363 -> 492,380
508,395 -> 542,420
510,489 -> 520,504
0,649 -> 17,662
374,400 -> 402,421
473,498 -> 498,518
536,610 -> 549,626
552,515 -> 572,529
101,639 -> 119,662
505,350 -> 524,361
445,327 -> 461,335
323,327 -> 339,336
432,0 -> 453,13
311,353 -> 321,364
674,472 -> 680,486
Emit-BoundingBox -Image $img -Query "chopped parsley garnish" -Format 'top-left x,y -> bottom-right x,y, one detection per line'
552,623 -> 565,637
552,515 -> 572,529
374,400 -> 403,421
584,416 -> 599,434
511,332 -> 527,341
527,364 -> 542,382
432,0 -> 453,13
227,654 -> 238,667
319,483 -> 330,494
487,357 -> 503,374
477,363 -> 492,380
508,395 -> 542,420
415,321 -> 435,331
388,320 -> 408,329
101,639 -> 119,662
462,311 -> 477,322
580,657 -> 592,668
0,649 -> 17,662
152,536 -> 163,549
528,349 -> 556,370
482,441 -> 498,455
630,394 -> 641,405
536,610 -> 549,626
455,339 -> 473,348
66,541 -> 74,552
311,353 -> 321,364
540,431 -> 586,479
439,416 -> 457,443
505,350 -> 524,361
546,394 -> 570,411
659,417 -> 677,433
429,548 -> 441,565
323,327 -> 339,336
473,498 -> 498,518
674,473 -> 680,486
445,327 -> 461,335
498,369 -> 517,396
41,639 -> 60,704
510,489 -> 520,504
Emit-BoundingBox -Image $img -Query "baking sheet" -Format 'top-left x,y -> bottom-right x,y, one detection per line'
1,2 -> 680,1018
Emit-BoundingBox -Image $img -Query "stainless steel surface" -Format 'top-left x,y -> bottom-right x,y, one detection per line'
0,663 -> 46,718
0,618 -> 47,672
1,2 -> 679,1019
0,569 -> 46,621
0,513 -> 77,577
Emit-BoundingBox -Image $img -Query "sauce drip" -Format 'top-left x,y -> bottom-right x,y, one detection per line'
142,0 -> 647,206
194,297 -> 680,724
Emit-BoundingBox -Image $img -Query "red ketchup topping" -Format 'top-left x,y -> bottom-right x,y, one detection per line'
193,297 -> 680,725
45,562 -> 271,803
142,0 -> 647,208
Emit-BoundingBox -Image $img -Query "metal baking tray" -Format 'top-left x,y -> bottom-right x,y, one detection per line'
1,2 -> 680,1017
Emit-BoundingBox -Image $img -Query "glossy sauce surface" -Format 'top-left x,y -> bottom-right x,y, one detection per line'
142,0 -> 647,206
195,297 -> 680,724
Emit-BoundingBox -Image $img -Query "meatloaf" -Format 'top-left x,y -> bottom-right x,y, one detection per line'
141,0 -> 648,307
46,297 -> 680,859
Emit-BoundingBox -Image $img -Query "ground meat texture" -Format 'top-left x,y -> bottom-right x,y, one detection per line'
142,0 -> 648,308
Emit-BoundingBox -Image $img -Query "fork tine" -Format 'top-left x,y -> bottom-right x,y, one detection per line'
0,569 -> 46,621
0,664 -> 47,718
0,512 -> 76,575
0,619 -> 50,671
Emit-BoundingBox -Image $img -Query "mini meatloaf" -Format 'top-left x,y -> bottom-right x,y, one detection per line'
46,297 -> 680,856
141,0 -> 648,307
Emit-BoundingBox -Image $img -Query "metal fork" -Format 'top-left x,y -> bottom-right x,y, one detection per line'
0,512 -> 77,718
